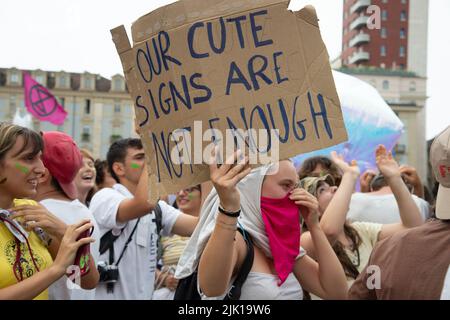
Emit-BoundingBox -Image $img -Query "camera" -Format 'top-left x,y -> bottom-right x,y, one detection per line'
97,261 -> 119,283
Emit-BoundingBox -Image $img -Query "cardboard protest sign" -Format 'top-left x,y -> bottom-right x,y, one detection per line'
111,0 -> 348,201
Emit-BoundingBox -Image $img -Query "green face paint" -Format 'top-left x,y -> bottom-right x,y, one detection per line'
15,163 -> 29,174
187,192 -> 200,200
130,163 -> 141,169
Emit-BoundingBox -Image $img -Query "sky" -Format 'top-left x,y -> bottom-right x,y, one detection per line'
0,0 -> 448,139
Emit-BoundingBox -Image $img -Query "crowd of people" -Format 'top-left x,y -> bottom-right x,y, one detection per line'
0,121 -> 448,300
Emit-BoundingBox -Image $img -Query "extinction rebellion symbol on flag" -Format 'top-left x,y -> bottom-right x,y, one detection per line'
23,72 -> 68,125
29,84 -> 58,117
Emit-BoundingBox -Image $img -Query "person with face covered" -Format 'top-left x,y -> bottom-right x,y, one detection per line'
153,185 -> 202,300
299,145 -> 424,291
175,149 -> 348,300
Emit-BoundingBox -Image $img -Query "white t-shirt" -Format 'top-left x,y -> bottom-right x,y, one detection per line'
199,248 -> 306,300
40,198 -> 100,300
89,184 -> 180,300
347,193 -> 430,224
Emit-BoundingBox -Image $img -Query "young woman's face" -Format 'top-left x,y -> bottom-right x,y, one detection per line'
261,161 -> 299,199
175,186 -> 201,216
316,182 -> 338,215
74,156 -> 96,193
0,136 -> 45,199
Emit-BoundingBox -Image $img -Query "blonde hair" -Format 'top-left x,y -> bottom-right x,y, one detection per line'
80,149 -> 94,162
0,122 -> 43,162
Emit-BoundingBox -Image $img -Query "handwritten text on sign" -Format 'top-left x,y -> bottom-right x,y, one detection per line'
113,1 -> 347,197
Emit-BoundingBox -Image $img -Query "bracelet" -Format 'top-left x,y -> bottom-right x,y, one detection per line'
216,220 -> 237,231
218,205 -> 241,218
216,219 -> 237,227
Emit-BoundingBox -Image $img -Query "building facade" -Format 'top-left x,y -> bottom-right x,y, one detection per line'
0,67 -> 136,159
341,0 -> 428,76
338,0 -> 429,181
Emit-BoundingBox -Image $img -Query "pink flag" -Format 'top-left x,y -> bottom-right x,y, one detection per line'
23,72 -> 67,125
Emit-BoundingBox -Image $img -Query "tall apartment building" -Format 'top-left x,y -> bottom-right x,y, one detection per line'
0,67 -> 136,159
338,0 -> 429,181
341,0 -> 428,77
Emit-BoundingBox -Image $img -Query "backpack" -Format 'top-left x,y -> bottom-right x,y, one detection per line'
174,226 -> 254,300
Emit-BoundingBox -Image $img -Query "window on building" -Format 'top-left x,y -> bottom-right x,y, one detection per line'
11,73 -> 19,84
10,95 -> 16,108
35,75 -> 44,84
84,77 -> 92,90
409,81 -> 416,92
60,76 -> 67,88
400,11 -> 407,21
82,126 -> 91,142
85,99 -> 91,114
382,80 -> 390,90
382,10 -> 388,21
400,28 -> 406,39
114,78 -> 123,91
399,46 -> 405,57
380,45 -> 387,57
114,102 -> 121,113
59,97 -> 65,107
110,134 -> 123,144
381,27 -> 387,38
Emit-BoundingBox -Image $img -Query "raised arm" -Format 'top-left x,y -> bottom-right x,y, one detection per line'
318,152 -> 360,246
375,145 -> 423,240
171,214 -> 199,237
116,165 -> 156,223
198,149 -> 251,297
399,165 -> 425,199
290,189 -> 347,299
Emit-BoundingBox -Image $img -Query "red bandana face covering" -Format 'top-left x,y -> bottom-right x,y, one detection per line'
260,194 -> 301,285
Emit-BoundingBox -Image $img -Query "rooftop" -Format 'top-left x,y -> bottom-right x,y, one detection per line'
0,68 -> 127,93
336,67 -> 421,78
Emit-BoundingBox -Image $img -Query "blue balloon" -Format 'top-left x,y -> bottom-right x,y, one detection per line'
292,71 -> 404,175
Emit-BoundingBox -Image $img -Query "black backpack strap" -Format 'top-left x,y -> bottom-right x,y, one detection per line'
153,203 -> 163,235
174,225 -> 254,301
99,230 -> 121,256
115,218 -> 140,266
99,219 -> 140,294
224,226 -> 254,300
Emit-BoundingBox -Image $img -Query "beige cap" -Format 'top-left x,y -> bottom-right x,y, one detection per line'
299,174 -> 335,197
430,125 -> 450,220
